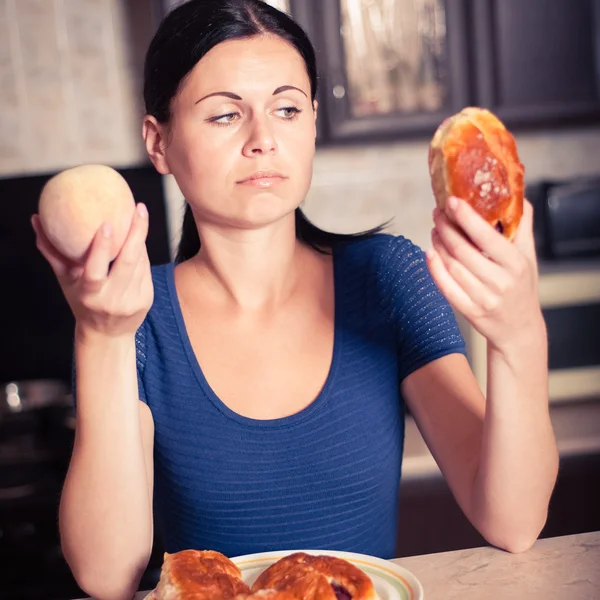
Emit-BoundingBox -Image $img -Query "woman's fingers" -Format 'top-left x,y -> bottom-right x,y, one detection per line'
444,196 -> 520,270
431,228 -> 497,311
109,203 -> 150,280
32,204 -> 153,338
426,246 -> 476,317
429,198 -> 543,350
513,199 -> 537,260
433,208 -> 508,291
81,222 -> 115,293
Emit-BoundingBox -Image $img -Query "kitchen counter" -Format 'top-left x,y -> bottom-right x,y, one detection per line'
76,531 -> 599,599
393,530 -> 600,599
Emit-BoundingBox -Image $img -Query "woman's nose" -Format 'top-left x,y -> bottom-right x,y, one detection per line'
242,118 -> 278,156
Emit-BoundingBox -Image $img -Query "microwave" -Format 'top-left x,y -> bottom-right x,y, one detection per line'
458,258 -> 600,405
528,176 -> 600,261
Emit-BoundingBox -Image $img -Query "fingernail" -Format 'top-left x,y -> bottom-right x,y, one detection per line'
448,196 -> 458,210
102,222 -> 112,238
137,203 -> 148,218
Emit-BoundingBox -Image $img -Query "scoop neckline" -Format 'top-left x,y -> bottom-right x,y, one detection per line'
164,246 -> 345,429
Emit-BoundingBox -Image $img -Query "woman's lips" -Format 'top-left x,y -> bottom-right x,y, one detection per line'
237,171 -> 287,188
239,176 -> 286,188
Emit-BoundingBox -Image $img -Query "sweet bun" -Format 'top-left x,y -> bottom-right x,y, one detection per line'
152,549 -> 251,600
428,107 -> 525,240
38,164 -> 136,262
251,552 -> 376,600
237,591 -> 298,600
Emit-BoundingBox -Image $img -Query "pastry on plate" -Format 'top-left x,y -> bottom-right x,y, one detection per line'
151,549 -> 250,600
237,591 -> 298,600
251,552 -> 376,600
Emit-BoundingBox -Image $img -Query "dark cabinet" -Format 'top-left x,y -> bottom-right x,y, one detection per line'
396,448 -> 600,557
292,0 -> 471,143
471,0 -> 600,128
296,0 -> 471,142
289,0 -> 600,144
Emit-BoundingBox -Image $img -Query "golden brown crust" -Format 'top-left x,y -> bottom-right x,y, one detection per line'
429,107 -> 524,240
154,550 -> 250,600
251,552 -> 376,600
237,591 -> 299,600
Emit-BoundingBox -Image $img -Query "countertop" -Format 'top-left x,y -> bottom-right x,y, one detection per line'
78,531 -> 597,600
392,530 -> 600,599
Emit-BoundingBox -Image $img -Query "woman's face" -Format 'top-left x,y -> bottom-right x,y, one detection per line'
145,35 -> 317,231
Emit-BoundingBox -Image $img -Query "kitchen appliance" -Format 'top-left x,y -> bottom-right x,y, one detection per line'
0,380 -> 76,600
0,380 -> 71,495
528,176 -> 600,260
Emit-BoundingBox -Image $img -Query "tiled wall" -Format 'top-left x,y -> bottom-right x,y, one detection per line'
0,0 -> 146,177
2,0 -> 600,256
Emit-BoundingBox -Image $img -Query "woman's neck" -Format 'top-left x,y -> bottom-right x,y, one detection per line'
189,215 -> 308,313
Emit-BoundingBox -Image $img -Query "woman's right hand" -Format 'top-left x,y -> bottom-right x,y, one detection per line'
31,202 -> 154,339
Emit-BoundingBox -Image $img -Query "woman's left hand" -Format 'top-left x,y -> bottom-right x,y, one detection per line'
426,196 -> 544,354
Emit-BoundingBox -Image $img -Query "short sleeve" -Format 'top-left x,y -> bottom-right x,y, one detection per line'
70,321 -> 148,407
382,236 -> 467,382
135,320 -> 148,404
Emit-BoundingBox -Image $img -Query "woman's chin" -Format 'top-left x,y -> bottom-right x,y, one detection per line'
206,205 -> 299,233
235,196 -> 300,226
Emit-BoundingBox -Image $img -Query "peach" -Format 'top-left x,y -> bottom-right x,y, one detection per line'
38,164 -> 136,262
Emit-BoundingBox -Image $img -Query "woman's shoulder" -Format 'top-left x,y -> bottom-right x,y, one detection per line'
335,232 -> 426,278
337,231 -> 422,253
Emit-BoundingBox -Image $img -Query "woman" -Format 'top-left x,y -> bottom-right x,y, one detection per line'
31,1 -> 558,599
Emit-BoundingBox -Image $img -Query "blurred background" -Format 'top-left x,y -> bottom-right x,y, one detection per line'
0,1 -> 599,598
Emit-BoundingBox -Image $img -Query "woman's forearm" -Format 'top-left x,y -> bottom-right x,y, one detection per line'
59,326 -> 153,600
472,317 -> 559,552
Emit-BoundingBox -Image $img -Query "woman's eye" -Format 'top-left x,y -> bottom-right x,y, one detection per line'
276,106 -> 302,120
208,107 -> 302,126
209,112 -> 240,126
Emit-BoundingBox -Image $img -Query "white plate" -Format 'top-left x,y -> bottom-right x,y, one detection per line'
231,549 -> 424,600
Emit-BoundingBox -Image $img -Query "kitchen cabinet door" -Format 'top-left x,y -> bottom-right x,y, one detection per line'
294,0 -> 471,143
471,0 -> 600,128
289,0 -> 329,143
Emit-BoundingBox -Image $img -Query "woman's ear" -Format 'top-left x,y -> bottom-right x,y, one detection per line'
143,115 -> 171,175
312,100 -> 319,138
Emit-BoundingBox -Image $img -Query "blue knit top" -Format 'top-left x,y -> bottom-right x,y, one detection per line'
128,234 -> 465,559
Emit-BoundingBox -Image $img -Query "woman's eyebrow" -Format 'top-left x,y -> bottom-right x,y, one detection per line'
195,91 -> 241,104
273,85 -> 307,97
195,85 -> 307,104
